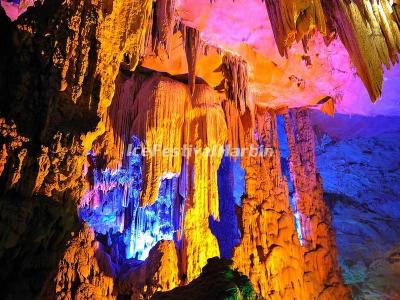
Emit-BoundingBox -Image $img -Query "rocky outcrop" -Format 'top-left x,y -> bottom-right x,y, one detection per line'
311,111 -> 400,299
153,257 -> 262,300
0,0 -> 152,298
53,223 -> 117,300
118,240 -> 180,299
0,119 -> 29,186
355,247 -> 400,300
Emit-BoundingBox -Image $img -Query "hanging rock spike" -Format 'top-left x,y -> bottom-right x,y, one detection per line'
182,25 -> 201,96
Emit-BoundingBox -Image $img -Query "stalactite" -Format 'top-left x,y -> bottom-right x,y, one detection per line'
106,71 -> 149,161
131,74 -> 191,206
393,1 -> 400,25
321,0 -> 400,102
261,0 -> 400,102
221,53 -> 249,116
80,136 -> 182,263
182,25 -> 201,95
148,0 -> 176,55
94,0 -> 153,111
222,100 -> 253,151
185,84 -> 227,220
263,0 -> 326,56
283,108 -> 350,299
182,83 -> 227,282
371,0 -> 400,65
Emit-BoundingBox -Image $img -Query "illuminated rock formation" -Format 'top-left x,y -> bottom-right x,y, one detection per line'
263,0 -> 326,55
131,74 -> 190,206
80,75 -> 227,290
232,108 -> 308,299
182,83 -> 227,282
0,0 -> 152,297
153,257 -> 262,300
283,108 -> 350,298
53,223 -> 116,300
118,240 -> 180,299
1,0 -> 400,299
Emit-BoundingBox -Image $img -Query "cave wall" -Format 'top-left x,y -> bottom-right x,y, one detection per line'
311,111 -> 400,299
0,0 -> 152,298
2,0 -> 399,299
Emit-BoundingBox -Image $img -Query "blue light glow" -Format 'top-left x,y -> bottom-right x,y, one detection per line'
80,136 -> 181,261
210,154 -> 244,258
290,195 -> 305,246
127,177 -> 179,260
277,115 -> 304,245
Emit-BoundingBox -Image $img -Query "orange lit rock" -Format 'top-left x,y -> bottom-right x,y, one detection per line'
222,100 -> 253,151
220,53 -> 249,116
118,240 -> 180,299
53,223 -> 116,300
0,119 -> 29,187
232,107 -> 308,299
3,1 -> 399,299
231,107 -> 349,299
182,83 -> 227,282
153,0 -> 176,55
131,74 -> 191,206
263,0 -> 326,55
283,108 -> 350,299
0,1 -> 152,297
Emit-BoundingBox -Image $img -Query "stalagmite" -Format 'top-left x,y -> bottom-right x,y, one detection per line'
182,83 -> 227,282
53,223 -> 116,300
283,108 -> 350,299
118,240 -> 180,299
232,107 -> 308,299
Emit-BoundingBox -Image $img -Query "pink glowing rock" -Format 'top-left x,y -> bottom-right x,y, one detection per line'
1,0 -> 34,21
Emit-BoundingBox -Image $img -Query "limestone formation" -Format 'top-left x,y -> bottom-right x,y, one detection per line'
0,0 -> 152,297
53,223 -> 116,300
232,107 -> 308,299
182,83 -> 227,282
118,240 -> 180,299
263,0 -> 326,56
283,108 -> 350,299
2,0 -> 399,299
